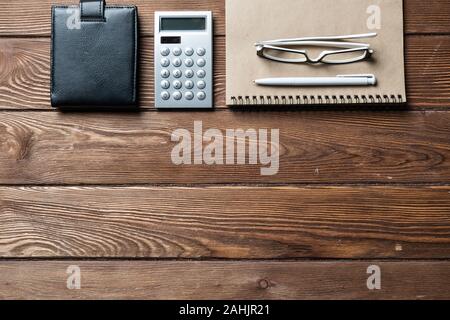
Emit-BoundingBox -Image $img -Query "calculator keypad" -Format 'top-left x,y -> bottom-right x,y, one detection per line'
173,69 -> 182,78
185,80 -> 194,89
161,69 -> 170,78
173,80 -> 182,90
185,70 -> 194,78
155,12 -> 212,109
173,47 -> 182,56
185,91 -> 194,100
161,80 -> 170,89
157,47 -> 209,105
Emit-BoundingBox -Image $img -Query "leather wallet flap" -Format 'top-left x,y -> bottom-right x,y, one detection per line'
80,0 -> 105,21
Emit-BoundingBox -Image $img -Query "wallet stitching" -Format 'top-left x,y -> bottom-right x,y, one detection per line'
51,6 -> 137,105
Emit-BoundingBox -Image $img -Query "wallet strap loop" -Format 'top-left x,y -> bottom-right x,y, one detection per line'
80,0 -> 105,21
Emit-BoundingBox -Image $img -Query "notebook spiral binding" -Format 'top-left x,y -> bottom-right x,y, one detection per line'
231,94 -> 405,105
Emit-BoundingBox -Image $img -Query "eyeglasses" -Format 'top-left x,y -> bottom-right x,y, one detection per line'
255,33 -> 376,64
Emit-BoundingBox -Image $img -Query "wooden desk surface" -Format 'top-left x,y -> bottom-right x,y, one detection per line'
0,0 -> 449,300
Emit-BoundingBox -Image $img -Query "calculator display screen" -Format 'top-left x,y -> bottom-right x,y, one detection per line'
161,17 -> 206,31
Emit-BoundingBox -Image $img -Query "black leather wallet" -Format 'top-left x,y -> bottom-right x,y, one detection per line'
51,0 -> 138,109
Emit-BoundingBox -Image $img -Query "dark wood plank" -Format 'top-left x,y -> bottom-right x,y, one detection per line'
1,186 -> 449,259
0,36 -> 449,110
1,111 -> 450,184
1,260 -> 449,299
1,0 -> 449,36
405,36 -> 450,107
404,0 -> 450,34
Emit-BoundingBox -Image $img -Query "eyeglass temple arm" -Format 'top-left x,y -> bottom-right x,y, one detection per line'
258,44 -> 371,56
257,41 -> 372,48
257,32 -> 377,45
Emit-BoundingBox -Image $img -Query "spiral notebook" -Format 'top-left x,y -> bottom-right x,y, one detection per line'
226,0 -> 406,105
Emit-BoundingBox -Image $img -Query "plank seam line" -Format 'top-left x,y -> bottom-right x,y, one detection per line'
1,257 -> 450,262
1,108 -> 450,113
406,32 -> 450,36
0,182 -> 450,188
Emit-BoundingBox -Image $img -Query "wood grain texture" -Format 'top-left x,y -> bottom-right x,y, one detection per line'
1,186 -> 449,259
1,261 -> 449,299
0,0 -> 449,36
1,111 -> 450,184
1,36 -> 449,110
404,0 -> 450,34
405,36 -> 450,108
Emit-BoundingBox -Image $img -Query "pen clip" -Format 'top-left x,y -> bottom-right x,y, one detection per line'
337,74 -> 375,79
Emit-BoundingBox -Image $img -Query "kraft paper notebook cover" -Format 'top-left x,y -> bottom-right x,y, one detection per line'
226,0 -> 406,105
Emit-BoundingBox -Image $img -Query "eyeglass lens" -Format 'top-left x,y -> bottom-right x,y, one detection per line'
262,46 -> 370,64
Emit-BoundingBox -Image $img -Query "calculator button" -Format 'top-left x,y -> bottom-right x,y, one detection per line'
185,69 -> 194,78
185,91 -> 194,100
161,47 -> 170,56
161,58 -> 170,67
185,80 -> 194,89
173,47 -> 182,56
197,58 -> 206,67
161,69 -> 170,78
197,80 -> 206,89
185,58 -> 194,67
173,69 -> 182,78
197,48 -> 206,56
197,91 -> 206,100
161,91 -> 170,100
185,47 -> 194,56
173,91 -> 182,100
173,58 -> 182,67
161,80 -> 170,89
173,80 -> 182,90
197,70 -> 206,78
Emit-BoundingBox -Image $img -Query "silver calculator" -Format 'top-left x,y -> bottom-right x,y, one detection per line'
154,11 -> 213,109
